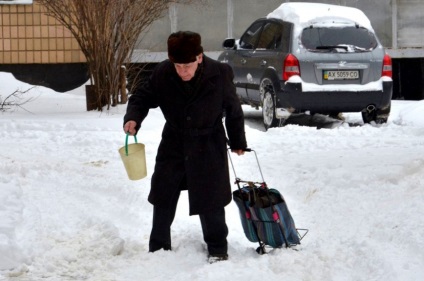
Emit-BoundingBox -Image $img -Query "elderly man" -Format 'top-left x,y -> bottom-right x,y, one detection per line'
123,31 -> 247,263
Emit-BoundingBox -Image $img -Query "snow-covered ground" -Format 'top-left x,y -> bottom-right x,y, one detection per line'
1,72 -> 423,281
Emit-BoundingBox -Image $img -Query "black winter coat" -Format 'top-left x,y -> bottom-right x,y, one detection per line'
124,56 -> 247,215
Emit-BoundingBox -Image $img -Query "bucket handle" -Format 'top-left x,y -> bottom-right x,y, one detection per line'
125,133 -> 138,156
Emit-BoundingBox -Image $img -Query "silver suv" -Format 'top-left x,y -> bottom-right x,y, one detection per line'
218,2 -> 393,130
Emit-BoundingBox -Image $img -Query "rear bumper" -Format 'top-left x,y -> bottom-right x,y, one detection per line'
275,80 -> 393,116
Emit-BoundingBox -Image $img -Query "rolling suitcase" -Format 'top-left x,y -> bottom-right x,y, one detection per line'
229,148 -> 307,254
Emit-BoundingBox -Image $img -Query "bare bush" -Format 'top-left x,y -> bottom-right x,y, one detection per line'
36,0 -> 207,111
0,87 -> 36,112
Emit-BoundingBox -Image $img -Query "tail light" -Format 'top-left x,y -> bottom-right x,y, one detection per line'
382,54 -> 392,78
283,54 -> 300,80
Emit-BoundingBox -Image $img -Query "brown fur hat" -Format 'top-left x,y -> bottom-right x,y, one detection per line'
167,31 -> 203,63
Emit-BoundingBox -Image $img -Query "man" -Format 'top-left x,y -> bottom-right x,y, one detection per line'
123,31 -> 247,263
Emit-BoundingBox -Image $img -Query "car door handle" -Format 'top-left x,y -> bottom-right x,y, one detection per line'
240,58 -> 247,64
260,60 -> 267,66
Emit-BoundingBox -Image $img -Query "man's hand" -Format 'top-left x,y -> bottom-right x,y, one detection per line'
124,121 -> 137,136
231,149 -> 245,156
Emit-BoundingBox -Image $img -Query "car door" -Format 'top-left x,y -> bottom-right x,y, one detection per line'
246,20 -> 285,103
232,20 -> 264,101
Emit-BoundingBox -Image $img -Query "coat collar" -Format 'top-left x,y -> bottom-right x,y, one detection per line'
201,55 -> 220,80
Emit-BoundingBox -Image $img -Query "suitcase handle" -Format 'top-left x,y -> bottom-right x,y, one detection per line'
227,147 -> 266,185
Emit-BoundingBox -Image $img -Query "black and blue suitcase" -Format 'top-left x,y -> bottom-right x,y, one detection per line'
229,148 -> 307,254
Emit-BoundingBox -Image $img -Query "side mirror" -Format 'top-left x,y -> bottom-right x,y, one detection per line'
223,38 -> 236,50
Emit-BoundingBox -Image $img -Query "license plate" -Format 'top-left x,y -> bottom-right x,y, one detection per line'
323,70 -> 359,80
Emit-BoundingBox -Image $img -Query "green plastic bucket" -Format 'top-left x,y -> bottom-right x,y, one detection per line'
119,134 -> 147,180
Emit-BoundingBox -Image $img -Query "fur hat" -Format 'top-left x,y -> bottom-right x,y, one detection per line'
167,31 -> 203,63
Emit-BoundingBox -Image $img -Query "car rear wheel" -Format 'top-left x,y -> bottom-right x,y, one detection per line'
260,79 -> 279,130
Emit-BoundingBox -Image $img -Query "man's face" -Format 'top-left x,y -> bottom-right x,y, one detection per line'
174,54 -> 203,81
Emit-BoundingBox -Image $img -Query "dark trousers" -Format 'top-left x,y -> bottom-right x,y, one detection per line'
149,189 -> 228,255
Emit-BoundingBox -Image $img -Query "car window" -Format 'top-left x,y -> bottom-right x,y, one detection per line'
256,22 -> 283,50
301,26 -> 378,51
239,21 -> 264,49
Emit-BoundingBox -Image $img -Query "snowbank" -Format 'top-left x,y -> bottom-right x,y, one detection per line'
1,72 -> 424,280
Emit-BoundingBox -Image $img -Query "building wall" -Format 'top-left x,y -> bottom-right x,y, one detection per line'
0,2 -> 86,64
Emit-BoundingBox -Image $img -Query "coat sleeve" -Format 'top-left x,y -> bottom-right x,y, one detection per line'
222,63 -> 247,150
123,71 -> 159,133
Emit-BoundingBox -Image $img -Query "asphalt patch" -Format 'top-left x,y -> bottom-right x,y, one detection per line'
284,113 -> 345,129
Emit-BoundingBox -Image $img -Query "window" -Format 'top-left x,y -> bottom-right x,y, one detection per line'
301,26 -> 378,51
256,22 -> 283,50
0,0 -> 33,4
239,21 -> 263,50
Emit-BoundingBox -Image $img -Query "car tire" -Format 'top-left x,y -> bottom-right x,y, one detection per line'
260,79 -> 279,130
